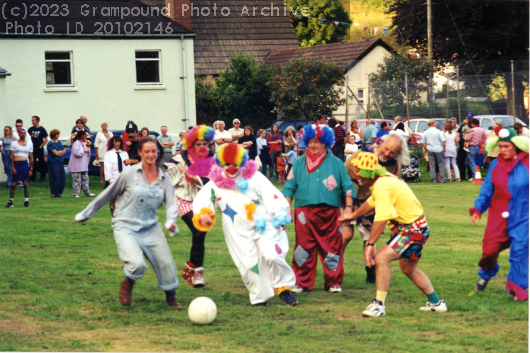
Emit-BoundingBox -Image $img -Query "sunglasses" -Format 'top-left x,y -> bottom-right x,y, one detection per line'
195,142 -> 208,146
234,123 -> 240,125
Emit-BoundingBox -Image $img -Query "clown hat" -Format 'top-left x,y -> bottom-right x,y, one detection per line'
352,152 -> 386,178
183,125 -> 215,149
215,143 -> 248,167
302,124 -> 335,149
486,127 -> 529,153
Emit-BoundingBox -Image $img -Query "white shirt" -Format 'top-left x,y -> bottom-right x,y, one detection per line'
214,130 -> 232,149
104,149 -> 129,183
95,131 -> 113,160
10,140 -> 33,157
12,131 -> 33,149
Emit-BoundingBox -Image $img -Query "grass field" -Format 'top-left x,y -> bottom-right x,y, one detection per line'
0,167 -> 527,352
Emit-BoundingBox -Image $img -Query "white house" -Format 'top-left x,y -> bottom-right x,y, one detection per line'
0,0 -> 196,143
264,38 -> 394,121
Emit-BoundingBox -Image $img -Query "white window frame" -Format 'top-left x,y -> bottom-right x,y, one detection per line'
357,89 -> 365,105
44,51 -> 74,87
135,50 -> 163,86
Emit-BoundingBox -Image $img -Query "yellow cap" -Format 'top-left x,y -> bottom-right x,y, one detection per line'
352,152 -> 382,171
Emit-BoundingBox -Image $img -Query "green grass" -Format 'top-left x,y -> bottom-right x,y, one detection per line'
0,168 -> 527,352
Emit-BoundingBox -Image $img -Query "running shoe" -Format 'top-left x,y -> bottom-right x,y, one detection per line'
362,299 -> 386,318
328,285 -> 342,293
279,290 -> 298,307
24,200 -> 29,207
476,277 -> 490,292
419,300 -> 448,312
5,200 -> 13,208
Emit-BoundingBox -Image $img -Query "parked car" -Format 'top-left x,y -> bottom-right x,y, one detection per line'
259,119 -> 311,135
405,118 -> 448,143
45,130 -> 159,174
474,115 -> 527,131
354,119 -> 395,132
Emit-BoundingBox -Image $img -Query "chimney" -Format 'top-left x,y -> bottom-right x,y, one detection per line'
165,0 -> 191,29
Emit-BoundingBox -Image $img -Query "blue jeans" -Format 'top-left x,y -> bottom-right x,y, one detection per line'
2,150 -> 12,186
261,160 -> 268,177
48,160 -> 66,195
467,145 -> 480,176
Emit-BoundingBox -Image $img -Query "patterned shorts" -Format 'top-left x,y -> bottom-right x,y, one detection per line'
387,215 -> 429,260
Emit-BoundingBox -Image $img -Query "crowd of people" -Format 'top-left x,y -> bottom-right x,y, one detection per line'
2,114 -> 528,316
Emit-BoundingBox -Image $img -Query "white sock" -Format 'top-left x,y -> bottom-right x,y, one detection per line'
9,198 -> 13,201
24,198 -> 28,201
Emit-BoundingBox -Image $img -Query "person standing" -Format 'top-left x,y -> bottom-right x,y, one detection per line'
214,121 -> 232,150
94,122 -> 113,184
228,119 -> 244,142
165,126 -> 216,288
71,118 -> 90,145
266,123 -> 282,179
256,129 -> 271,177
1,126 -> 16,187
470,127 -> 528,301
75,137 -> 181,308
376,121 -> 391,139
283,127 -> 298,153
363,119 -> 378,146
68,130 -> 95,198
283,124 -> 355,293
124,123 -> 141,167
443,121 -> 460,182
47,129 -> 66,198
423,119 -> 447,183
174,131 -> 185,156
6,129 -> 33,207
464,118 -> 488,181
514,122 -> 529,137
238,126 -> 257,160
348,120 -> 363,148
329,119 -> 346,161
339,152 -> 447,317
157,126 -> 175,163
104,136 -> 128,186
456,112 -> 474,180
27,115 -> 48,182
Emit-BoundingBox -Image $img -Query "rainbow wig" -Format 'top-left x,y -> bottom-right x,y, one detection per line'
183,125 -> 215,149
302,124 -> 335,149
215,143 -> 248,167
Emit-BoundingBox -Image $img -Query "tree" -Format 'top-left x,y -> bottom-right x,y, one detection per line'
287,0 -> 349,46
195,75 -> 219,126
215,54 -> 275,129
390,0 -> 529,118
269,58 -> 345,120
370,54 -> 434,112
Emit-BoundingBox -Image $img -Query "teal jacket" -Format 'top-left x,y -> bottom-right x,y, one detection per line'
283,150 -> 355,208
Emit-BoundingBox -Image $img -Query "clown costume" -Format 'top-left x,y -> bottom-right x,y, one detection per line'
192,143 -> 298,306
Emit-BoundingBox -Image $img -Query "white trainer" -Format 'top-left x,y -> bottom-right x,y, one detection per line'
328,285 -> 342,293
419,300 -> 447,312
362,299 -> 386,318
291,286 -> 304,294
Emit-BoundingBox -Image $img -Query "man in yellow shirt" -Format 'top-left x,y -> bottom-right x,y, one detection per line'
339,152 -> 447,318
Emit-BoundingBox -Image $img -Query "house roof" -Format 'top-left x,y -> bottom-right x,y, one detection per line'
188,0 -> 300,75
0,0 -> 194,38
264,38 -> 394,71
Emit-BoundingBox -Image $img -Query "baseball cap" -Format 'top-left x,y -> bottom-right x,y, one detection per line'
466,112 -> 474,118
125,123 -> 138,132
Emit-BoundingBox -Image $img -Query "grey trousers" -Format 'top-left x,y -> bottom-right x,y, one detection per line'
72,172 -> 90,196
427,151 -> 446,183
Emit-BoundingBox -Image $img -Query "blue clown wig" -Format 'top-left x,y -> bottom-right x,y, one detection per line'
301,124 -> 335,149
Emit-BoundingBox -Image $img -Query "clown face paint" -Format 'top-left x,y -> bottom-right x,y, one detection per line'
224,164 -> 240,178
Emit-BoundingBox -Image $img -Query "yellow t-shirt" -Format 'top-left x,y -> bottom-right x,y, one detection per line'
366,173 -> 424,228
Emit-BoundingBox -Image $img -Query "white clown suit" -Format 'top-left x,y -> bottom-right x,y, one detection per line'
192,159 -> 295,305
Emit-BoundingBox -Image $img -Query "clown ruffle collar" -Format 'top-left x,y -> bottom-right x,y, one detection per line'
209,159 -> 259,191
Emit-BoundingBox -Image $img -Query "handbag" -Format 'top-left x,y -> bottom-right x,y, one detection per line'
255,155 -> 262,168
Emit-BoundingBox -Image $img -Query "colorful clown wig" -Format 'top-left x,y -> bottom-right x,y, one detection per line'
183,125 -> 215,149
302,124 -> 335,149
215,143 -> 249,167
485,126 -> 529,153
352,152 -> 386,179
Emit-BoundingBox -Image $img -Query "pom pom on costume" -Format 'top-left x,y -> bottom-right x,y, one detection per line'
502,211 -> 510,219
215,143 -> 248,167
237,178 -> 249,193
272,215 -> 291,228
302,124 -> 335,150
242,160 -> 258,179
183,125 -> 215,149
192,207 -> 216,232
255,218 -> 267,234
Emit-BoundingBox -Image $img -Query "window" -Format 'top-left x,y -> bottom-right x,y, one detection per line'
45,52 -> 73,86
482,118 -> 494,131
135,50 -> 161,84
408,121 -> 417,132
357,89 -> 365,105
418,121 -> 429,133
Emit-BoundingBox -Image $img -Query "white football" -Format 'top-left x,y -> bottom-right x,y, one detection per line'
188,297 -> 217,325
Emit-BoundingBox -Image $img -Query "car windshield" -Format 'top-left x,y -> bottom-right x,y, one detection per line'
493,117 -> 524,127
61,139 -> 71,147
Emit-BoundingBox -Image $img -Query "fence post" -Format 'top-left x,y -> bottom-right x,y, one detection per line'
366,77 -> 371,119
345,77 -> 349,129
446,75 -> 449,120
511,60 -> 516,124
456,66 -> 461,124
405,73 -> 410,118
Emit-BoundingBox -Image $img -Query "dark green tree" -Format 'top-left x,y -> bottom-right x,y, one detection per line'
287,0 -> 349,46
389,0 -> 529,118
270,58 -> 345,120
195,76 -> 219,126
215,54 -> 275,129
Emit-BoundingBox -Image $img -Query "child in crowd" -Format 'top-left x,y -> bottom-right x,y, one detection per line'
285,147 -> 297,176
276,149 -> 287,183
345,135 -> 358,155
